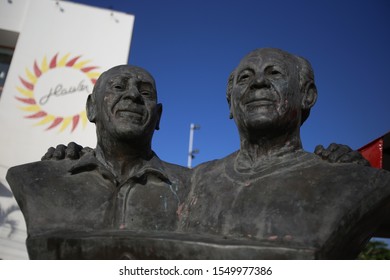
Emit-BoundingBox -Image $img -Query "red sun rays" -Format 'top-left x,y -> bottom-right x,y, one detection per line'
16,53 -> 100,133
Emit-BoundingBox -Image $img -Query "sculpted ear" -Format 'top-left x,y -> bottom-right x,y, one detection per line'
227,71 -> 235,119
155,103 -> 162,130
227,96 -> 233,119
301,82 -> 317,110
86,94 -> 96,123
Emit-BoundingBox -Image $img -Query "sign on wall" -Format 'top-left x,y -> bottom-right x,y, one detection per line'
15,53 -> 98,133
0,0 -> 134,167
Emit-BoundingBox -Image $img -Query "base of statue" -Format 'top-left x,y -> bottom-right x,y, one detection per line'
26,230 -> 315,259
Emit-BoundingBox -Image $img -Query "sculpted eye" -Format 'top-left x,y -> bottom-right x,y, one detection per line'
265,66 -> 283,77
113,84 -> 124,90
239,74 -> 250,81
237,70 -> 253,84
138,83 -> 155,97
140,90 -> 151,96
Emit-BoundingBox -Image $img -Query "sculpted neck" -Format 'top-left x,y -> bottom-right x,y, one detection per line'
95,135 -> 153,181
237,128 -> 303,169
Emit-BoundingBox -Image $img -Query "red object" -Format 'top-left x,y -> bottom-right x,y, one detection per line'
66,55 -> 81,67
358,132 -> 390,171
19,76 -> 34,91
15,97 -> 36,105
46,117 -> 63,130
71,115 -> 80,132
358,132 -> 390,238
359,139 -> 383,169
33,61 -> 42,77
49,53 -> 58,68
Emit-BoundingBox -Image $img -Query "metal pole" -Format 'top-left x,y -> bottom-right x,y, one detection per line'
187,123 -> 195,168
187,123 -> 200,168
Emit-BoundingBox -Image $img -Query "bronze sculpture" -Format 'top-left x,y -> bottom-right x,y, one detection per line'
177,48 -> 390,259
7,51 -> 386,259
7,65 -> 190,258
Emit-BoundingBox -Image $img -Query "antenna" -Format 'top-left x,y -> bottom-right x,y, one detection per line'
187,123 -> 200,168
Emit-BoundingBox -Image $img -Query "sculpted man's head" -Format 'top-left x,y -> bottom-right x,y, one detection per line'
227,48 -> 318,141
86,65 -> 162,146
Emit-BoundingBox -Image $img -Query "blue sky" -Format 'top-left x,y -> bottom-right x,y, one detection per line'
70,0 -> 389,169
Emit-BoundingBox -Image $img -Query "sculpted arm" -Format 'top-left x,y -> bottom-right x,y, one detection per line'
314,143 -> 370,166
41,142 -> 93,160
41,142 -> 368,165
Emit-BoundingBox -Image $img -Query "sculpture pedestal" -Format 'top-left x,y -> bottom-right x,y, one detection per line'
27,230 -> 315,260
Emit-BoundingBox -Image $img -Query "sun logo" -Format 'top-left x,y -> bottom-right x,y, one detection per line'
16,53 -> 100,133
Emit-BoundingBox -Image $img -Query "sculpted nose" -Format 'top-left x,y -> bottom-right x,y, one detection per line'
250,73 -> 269,90
123,85 -> 142,103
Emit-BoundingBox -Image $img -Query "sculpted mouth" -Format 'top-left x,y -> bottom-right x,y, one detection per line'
116,110 -> 143,117
243,89 -> 277,107
245,98 -> 275,106
114,101 -> 144,117
115,107 -> 144,119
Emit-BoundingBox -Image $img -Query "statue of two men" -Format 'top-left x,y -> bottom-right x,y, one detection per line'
7,48 -> 390,259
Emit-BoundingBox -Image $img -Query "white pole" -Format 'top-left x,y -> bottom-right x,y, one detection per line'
187,123 -> 195,168
187,123 -> 200,168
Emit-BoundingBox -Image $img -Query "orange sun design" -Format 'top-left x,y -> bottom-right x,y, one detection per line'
16,53 -> 100,132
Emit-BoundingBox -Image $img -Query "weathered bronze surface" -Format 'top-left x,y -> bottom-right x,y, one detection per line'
177,49 -> 390,259
7,65 -> 190,257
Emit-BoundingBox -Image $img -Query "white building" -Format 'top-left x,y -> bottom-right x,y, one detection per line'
0,0 -> 134,259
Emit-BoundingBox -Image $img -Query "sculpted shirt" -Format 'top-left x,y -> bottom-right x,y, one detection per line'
69,150 -> 190,232
178,149 -> 390,259
7,150 -> 189,237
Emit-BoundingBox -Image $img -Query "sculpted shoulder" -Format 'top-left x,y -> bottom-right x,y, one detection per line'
7,159 -> 74,182
161,160 -> 191,178
305,152 -> 390,188
191,151 -> 238,177
7,159 -> 115,236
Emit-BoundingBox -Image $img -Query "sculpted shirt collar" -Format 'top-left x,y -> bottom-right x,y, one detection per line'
68,149 -> 171,186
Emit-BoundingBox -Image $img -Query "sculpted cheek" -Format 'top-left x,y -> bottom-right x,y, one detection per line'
289,109 -> 299,120
277,99 -> 288,114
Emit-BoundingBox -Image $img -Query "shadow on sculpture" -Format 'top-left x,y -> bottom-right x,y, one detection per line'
6,50 -> 390,259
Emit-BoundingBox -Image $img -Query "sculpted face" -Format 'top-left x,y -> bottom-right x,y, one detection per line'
230,49 -> 304,137
88,65 -> 162,141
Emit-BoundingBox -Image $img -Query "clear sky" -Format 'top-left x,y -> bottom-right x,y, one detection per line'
70,0 -> 389,169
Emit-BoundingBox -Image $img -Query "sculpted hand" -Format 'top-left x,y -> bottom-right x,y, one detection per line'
41,142 -> 92,160
314,143 -> 370,166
